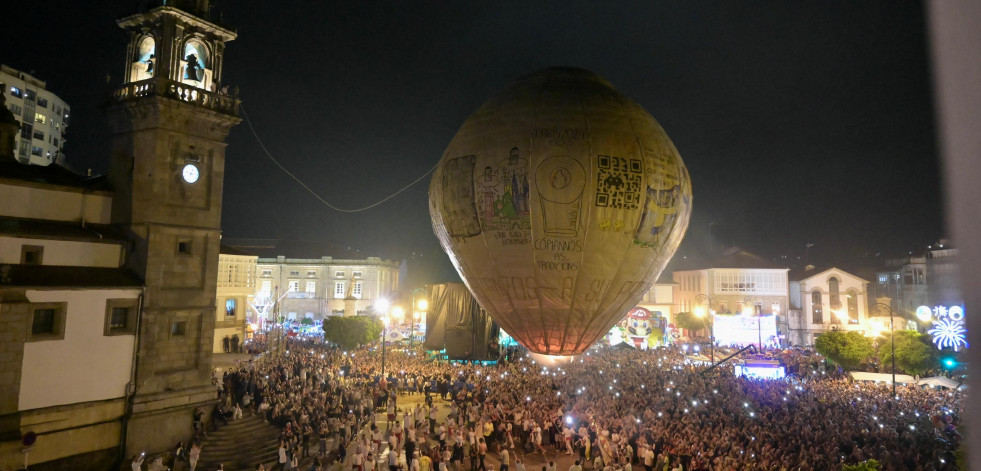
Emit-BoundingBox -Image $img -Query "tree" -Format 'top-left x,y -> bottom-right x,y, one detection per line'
842,459 -> 880,471
814,330 -> 875,371
673,311 -> 709,337
300,317 -> 315,326
323,316 -> 382,350
877,330 -> 938,376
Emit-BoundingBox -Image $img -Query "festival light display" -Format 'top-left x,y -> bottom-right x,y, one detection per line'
923,305 -> 968,351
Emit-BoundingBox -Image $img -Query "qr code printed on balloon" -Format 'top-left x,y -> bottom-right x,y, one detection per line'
594,154 -> 643,209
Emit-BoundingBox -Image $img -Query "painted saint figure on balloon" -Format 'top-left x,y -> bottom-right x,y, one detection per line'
476,147 -> 531,232
439,155 -> 481,238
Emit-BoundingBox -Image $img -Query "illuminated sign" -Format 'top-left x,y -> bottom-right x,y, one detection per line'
712,314 -> 778,347
735,364 -> 786,380
922,305 -> 968,351
915,305 -> 932,323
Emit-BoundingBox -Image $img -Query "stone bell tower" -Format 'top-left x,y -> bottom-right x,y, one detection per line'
104,0 -> 240,456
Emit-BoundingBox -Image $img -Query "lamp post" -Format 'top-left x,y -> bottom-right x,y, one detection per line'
693,294 -> 715,362
376,298 -> 390,381
380,316 -> 389,380
744,296 -> 762,349
413,298 -> 428,351
874,303 -> 897,398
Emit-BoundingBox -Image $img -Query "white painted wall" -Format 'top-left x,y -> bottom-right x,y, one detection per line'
20,289 -> 139,411
0,182 -> 112,223
798,268 -> 869,329
0,236 -> 122,267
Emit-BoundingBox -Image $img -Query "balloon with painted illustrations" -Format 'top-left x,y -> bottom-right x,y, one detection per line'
429,67 -> 691,355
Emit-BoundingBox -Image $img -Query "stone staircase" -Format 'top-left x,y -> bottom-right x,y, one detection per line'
196,413 -> 281,471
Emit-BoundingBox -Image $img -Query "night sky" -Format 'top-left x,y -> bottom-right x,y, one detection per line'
5,1 -> 943,286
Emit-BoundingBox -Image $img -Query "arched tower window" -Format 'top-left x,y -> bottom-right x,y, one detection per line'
182,39 -> 212,88
130,35 -> 156,81
811,290 -> 823,324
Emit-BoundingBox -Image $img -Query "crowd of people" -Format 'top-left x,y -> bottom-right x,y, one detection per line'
195,334 -> 962,471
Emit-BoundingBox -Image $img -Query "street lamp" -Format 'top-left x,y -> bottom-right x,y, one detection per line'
376,298 -> 390,380
380,315 -> 389,379
874,303 -> 897,398
413,298 -> 428,351
744,296 -> 763,349
693,294 -> 715,363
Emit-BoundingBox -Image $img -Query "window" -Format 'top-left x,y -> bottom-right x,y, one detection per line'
335,271 -> 345,278
353,271 -> 363,278
24,90 -> 35,101
32,129 -> 44,140
63,109 -> 69,125
847,290 -> 859,324
9,86 -> 22,98
177,238 -> 192,255
811,290 -> 823,324
305,281 -> 316,293
34,113 -> 46,125
334,281 -> 345,298
8,103 -> 21,115
37,97 -> 48,108
20,123 -> 32,139
714,271 -> 787,295
261,269 -> 272,277
288,281 -> 299,292
225,298 -> 237,317
828,277 -> 840,310
287,312 -> 297,321
21,245 -> 43,265
31,146 -> 42,156
104,298 -> 139,335
307,270 -> 316,277
260,280 -> 272,294
171,321 -> 187,336
29,303 -> 67,341
289,270 -> 299,276
352,281 -> 363,299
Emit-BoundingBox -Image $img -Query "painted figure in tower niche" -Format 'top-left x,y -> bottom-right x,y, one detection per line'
185,54 -> 201,81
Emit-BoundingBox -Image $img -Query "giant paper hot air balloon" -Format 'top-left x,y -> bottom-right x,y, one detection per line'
429,68 -> 691,355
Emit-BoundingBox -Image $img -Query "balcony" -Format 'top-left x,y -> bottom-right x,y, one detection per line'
110,77 -> 240,117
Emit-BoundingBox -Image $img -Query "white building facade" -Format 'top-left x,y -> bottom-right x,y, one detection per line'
214,248 -> 257,352
788,267 -> 870,345
1,65 -> 70,166
0,168 -> 143,469
671,250 -> 790,346
256,256 -> 401,321
635,282 -> 676,321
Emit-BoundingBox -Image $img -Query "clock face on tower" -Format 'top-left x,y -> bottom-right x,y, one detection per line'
182,163 -> 200,183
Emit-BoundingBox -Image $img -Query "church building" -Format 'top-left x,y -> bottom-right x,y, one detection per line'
0,1 -> 240,468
